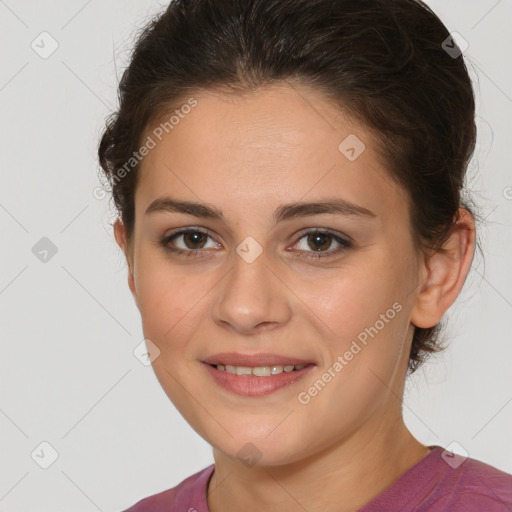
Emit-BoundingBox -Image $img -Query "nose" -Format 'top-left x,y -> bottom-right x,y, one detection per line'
211,247 -> 292,335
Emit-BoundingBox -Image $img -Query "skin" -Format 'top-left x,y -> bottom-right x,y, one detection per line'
114,83 -> 475,512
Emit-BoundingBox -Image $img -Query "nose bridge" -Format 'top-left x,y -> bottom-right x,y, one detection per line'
212,240 -> 290,333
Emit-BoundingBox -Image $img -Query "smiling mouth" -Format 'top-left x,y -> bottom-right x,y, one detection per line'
203,361 -> 316,396
208,363 -> 313,376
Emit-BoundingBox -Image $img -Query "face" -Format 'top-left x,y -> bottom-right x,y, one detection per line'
117,83 -> 425,466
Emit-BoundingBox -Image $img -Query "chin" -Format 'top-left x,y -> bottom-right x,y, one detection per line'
210,429 -> 309,468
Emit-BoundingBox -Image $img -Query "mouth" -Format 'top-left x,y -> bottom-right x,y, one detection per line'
201,354 -> 317,397
207,362 -> 313,376
202,352 -> 316,368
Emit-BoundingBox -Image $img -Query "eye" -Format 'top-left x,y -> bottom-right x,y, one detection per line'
161,228 -> 220,257
160,227 -> 352,260
292,229 -> 352,259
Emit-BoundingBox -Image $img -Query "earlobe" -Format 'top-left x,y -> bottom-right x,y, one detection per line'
410,209 -> 476,329
113,219 -> 139,308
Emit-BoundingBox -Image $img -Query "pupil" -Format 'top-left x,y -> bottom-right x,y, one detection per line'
185,232 -> 206,249
308,233 -> 331,251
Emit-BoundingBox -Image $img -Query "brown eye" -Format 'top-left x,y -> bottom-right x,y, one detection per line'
306,232 -> 333,251
294,229 -> 352,260
180,231 -> 208,250
161,228 -> 220,257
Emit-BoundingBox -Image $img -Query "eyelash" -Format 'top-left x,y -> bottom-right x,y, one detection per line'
160,228 -> 352,260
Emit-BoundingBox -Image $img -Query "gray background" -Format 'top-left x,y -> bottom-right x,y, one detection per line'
0,0 -> 511,510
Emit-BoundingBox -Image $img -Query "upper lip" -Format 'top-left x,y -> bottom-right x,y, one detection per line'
202,352 -> 316,367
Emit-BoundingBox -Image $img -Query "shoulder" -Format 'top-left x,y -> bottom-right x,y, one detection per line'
121,464 -> 215,512
423,448 -> 512,511
360,446 -> 512,512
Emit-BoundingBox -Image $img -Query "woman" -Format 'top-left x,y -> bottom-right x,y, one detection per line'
98,0 -> 512,510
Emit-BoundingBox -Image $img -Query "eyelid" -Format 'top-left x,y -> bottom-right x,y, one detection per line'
163,226 -> 352,243
163,226 -> 221,249
289,228 -> 352,259
292,227 -> 353,244
164,226 -> 211,238
161,226 -> 352,259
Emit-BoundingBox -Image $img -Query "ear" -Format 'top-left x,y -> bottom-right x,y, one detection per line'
410,209 -> 476,329
113,218 -> 139,308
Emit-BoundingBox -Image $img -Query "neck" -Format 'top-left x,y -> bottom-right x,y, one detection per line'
207,418 -> 430,512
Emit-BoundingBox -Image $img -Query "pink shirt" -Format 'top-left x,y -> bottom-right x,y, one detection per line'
122,445 -> 512,511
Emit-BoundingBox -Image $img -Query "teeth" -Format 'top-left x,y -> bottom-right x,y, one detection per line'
216,363 -> 308,376
253,366 -> 271,376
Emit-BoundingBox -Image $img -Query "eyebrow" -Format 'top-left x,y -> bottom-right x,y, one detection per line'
145,196 -> 376,224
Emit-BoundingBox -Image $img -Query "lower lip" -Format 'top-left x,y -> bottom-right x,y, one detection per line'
202,363 -> 315,397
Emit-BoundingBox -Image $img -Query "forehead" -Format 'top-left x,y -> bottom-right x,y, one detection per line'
135,83 -> 406,220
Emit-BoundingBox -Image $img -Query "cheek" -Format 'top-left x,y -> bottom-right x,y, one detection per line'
132,251 -> 205,349
306,255 -> 413,375
300,260 -> 403,336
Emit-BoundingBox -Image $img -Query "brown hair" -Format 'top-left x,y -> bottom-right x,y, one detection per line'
98,0 -> 478,373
